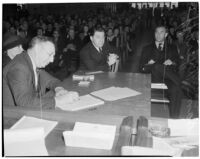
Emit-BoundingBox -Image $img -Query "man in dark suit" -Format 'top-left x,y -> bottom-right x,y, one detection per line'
3,36 -> 79,108
140,26 -> 182,118
79,26 -> 119,71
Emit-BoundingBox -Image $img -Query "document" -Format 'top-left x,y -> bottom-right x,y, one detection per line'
91,86 -> 141,101
121,146 -> 172,156
63,122 -> 116,150
151,83 -> 168,89
57,94 -> 104,111
85,71 -> 104,75
72,74 -> 94,81
4,127 -> 48,156
11,116 -> 58,137
168,118 -> 199,137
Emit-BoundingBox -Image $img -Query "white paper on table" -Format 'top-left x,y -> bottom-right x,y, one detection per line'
4,127 -> 48,156
72,74 -> 94,81
168,118 -> 199,137
85,71 -> 104,75
57,94 -> 104,111
153,136 -> 184,157
151,83 -> 168,89
63,122 -> 116,150
91,86 -> 141,101
121,146 -> 172,156
11,116 -> 58,137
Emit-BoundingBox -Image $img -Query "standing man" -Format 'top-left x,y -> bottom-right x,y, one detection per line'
3,36 -> 79,108
140,26 -> 182,118
79,26 -> 119,71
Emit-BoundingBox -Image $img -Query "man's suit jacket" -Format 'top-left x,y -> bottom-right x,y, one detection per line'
79,41 -> 119,71
3,52 -> 60,108
139,42 -> 180,73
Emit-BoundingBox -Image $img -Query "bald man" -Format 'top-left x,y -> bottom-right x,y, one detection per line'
3,36 -> 79,108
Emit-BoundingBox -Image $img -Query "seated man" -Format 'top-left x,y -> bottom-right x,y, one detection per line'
3,36 -> 79,108
79,26 -> 119,71
3,35 -> 24,68
140,26 -> 182,118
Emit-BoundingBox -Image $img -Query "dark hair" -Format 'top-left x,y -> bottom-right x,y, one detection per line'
89,26 -> 105,36
28,36 -> 54,49
155,25 -> 168,33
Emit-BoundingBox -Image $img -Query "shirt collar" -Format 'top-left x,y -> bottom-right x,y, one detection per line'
28,53 -> 37,72
92,42 -> 102,52
155,41 -> 164,48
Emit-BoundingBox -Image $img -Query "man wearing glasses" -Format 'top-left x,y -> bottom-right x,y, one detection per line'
3,36 -> 79,109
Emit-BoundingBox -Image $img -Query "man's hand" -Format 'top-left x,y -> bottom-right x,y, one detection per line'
163,59 -> 173,66
107,53 -> 119,66
55,87 -> 68,97
148,59 -> 155,65
55,91 -> 79,107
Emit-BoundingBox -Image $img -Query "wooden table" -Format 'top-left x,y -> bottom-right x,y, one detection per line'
61,72 -> 151,120
3,106 -> 133,156
3,72 -> 151,156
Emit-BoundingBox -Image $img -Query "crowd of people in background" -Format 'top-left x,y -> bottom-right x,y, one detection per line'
3,3 -> 198,79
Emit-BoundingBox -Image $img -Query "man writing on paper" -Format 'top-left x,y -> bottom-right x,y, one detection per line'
79,26 -> 119,71
140,26 -> 182,118
3,36 -> 79,108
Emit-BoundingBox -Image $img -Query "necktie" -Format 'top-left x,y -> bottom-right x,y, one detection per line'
99,48 -> 102,53
158,43 -> 162,51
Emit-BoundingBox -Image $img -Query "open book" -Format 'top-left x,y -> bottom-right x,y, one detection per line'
56,94 -> 104,111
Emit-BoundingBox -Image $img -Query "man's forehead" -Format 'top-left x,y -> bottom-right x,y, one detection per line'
94,31 -> 105,36
156,27 -> 166,32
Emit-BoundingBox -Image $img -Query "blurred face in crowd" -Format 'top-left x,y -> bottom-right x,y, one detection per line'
68,29 -> 75,38
107,28 -> 113,37
90,31 -> 105,48
37,28 -> 43,37
155,27 -> 168,42
53,30 -> 59,38
83,26 -> 89,33
35,41 -> 55,68
10,26 -> 16,34
114,28 -> 119,36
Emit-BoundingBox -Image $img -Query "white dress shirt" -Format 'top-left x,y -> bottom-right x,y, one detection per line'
155,41 -> 164,50
28,54 -> 38,89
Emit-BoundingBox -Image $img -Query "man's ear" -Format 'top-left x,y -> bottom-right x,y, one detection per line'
90,36 -> 93,41
165,32 -> 168,38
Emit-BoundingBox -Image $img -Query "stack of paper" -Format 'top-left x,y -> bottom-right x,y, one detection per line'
152,118 -> 199,156
91,87 -> 141,101
151,83 -> 168,89
63,122 -> 116,150
72,74 -> 94,81
4,127 -> 48,156
11,116 -> 58,137
121,146 -> 172,156
57,94 -> 104,111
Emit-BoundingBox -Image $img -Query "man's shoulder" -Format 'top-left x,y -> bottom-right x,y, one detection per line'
80,42 -> 94,54
142,42 -> 154,50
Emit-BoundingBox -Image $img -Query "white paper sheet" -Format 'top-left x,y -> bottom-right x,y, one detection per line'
57,94 -> 104,111
91,87 -> 141,101
72,74 -> 94,81
168,118 -> 199,137
121,146 -> 172,156
153,136 -> 184,157
85,71 -> 104,75
63,122 -> 116,150
4,127 -> 48,156
151,98 -> 170,103
151,83 -> 168,89
11,116 -> 58,137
